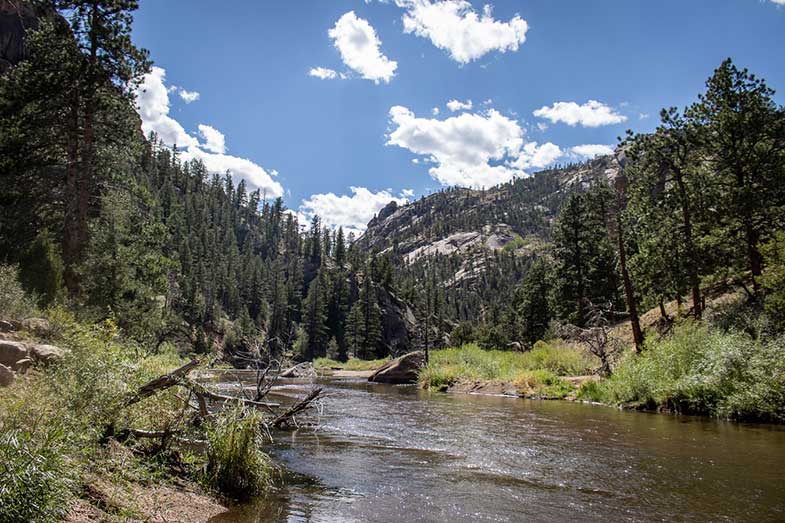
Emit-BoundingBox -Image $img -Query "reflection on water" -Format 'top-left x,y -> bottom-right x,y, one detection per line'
209,377 -> 785,522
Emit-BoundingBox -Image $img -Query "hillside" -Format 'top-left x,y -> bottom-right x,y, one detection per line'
356,155 -> 621,329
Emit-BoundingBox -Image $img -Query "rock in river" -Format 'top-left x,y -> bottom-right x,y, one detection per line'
280,362 -> 316,378
368,351 -> 425,384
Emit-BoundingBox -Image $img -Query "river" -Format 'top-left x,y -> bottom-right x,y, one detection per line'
209,376 -> 785,522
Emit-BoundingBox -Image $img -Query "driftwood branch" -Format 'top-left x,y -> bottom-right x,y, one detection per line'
184,378 -> 280,409
273,387 -> 323,428
126,359 -> 201,406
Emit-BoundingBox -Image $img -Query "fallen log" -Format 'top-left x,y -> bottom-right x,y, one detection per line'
126,359 -> 201,406
184,378 -> 280,409
272,387 -> 323,428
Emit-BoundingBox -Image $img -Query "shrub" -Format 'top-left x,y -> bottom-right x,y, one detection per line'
0,264 -> 38,320
513,370 -> 573,399
203,408 -> 273,499
590,323 -> 785,421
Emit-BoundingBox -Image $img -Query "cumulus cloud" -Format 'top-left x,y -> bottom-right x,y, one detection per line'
771,0 -> 785,5
309,66 -> 340,80
400,1 -> 529,64
510,142 -> 563,170
329,11 -> 397,83
136,67 -> 199,148
178,88 -> 200,103
571,144 -> 615,158
446,98 -> 473,112
533,100 -> 627,127
432,106 -> 440,115
299,186 -> 410,235
197,124 -> 226,154
387,105 -> 529,188
135,67 -> 283,197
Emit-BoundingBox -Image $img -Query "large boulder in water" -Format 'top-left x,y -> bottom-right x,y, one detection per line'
0,339 -> 28,368
280,362 -> 316,378
368,351 -> 425,384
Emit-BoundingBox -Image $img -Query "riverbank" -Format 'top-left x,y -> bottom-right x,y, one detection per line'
419,343 -> 598,400
420,323 -> 785,423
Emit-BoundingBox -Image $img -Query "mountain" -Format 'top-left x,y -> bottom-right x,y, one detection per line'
356,155 -> 621,331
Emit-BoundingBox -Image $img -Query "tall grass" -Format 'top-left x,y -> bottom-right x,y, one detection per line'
578,323 -> 785,422
313,356 -> 390,371
203,408 -> 274,499
419,342 -> 596,397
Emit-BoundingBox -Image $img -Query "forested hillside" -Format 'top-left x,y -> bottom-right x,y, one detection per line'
0,0 -> 416,364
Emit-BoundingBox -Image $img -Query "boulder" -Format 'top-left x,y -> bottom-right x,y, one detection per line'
29,343 -> 67,363
21,318 -> 51,336
0,319 -> 18,332
0,340 -> 28,367
280,362 -> 316,378
368,351 -> 425,384
0,363 -> 14,387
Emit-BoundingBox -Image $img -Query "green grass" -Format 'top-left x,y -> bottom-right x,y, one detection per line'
577,323 -> 785,422
313,356 -> 390,371
419,342 -> 597,398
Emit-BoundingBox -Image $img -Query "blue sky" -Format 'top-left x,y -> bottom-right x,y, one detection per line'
132,0 -> 785,233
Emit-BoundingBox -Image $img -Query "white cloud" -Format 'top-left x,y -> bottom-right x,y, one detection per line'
533,100 -> 627,127
400,1 -> 529,64
387,105 -> 526,188
446,98 -> 473,112
510,142 -> 563,170
178,88 -> 200,104
309,66 -> 339,80
571,144 -> 615,158
329,11 -> 397,83
401,188 -> 415,198
432,106 -> 440,115
770,0 -> 785,5
299,186 -> 410,235
197,124 -> 226,154
136,67 -> 199,148
135,67 -> 283,197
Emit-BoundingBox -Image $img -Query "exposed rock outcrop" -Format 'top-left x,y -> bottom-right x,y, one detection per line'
368,351 -> 425,384
377,287 -> 419,356
0,0 -> 45,74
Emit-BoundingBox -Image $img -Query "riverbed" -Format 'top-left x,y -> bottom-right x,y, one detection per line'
209,377 -> 785,522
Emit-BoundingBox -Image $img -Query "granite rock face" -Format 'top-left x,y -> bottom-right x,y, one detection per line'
368,351 -> 425,384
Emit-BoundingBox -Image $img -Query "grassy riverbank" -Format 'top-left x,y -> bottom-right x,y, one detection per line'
577,323 -> 785,422
419,342 -> 598,399
313,356 -> 390,372
0,272 -> 273,522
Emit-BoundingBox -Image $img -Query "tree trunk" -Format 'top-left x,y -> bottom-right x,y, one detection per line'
616,214 -> 644,352
674,168 -> 702,320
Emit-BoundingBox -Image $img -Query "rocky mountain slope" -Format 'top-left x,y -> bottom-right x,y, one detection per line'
357,155 -> 620,326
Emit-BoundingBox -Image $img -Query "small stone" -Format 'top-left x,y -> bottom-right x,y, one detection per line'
13,357 -> 33,373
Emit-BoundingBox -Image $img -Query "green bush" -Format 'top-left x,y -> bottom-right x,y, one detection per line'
203,408 -> 273,499
587,323 -> 785,421
0,264 -> 38,320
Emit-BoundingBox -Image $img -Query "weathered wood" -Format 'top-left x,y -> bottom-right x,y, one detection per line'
272,387 -> 323,428
184,378 -> 280,409
126,359 -> 200,406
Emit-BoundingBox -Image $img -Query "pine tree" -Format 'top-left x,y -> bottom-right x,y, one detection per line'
301,266 -> 329,360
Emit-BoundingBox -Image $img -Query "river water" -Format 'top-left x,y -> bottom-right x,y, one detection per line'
209,377 -> 785,522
